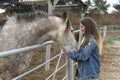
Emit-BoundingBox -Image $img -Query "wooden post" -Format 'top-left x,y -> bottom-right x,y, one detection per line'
48,0 -> 59,14
53,0 -> 59,10
48,0 -> 53,14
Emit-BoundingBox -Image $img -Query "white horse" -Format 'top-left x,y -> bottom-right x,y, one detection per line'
0,11 -> 77,80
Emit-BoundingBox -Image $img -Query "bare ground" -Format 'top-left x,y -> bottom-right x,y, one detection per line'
100,40 -> 120,80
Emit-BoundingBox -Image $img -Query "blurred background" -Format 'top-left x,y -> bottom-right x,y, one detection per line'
0,0 -> 120,26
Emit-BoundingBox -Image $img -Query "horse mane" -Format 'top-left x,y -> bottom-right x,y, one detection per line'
16,11 -> 53,22
0,19 -> 7,29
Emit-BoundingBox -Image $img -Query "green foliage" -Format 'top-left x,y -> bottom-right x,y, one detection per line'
56,0 -> 110,15
86,0 -> 110,15
113,1 -> 120,11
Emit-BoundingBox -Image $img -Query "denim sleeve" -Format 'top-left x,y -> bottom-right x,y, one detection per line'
67,39 -> 97,61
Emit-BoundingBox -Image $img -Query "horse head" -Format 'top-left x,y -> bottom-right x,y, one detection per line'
54,12 -> 77,51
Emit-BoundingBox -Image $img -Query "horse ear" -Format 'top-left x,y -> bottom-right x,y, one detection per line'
63,12 -> 67,21
64,19 -> 71,33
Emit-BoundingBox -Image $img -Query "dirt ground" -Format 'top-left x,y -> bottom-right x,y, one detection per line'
21,32 -> 120,80
22,43 -> 66,80
100,37 -> 120,80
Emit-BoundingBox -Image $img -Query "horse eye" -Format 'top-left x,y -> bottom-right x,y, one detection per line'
71,30 -> 73,33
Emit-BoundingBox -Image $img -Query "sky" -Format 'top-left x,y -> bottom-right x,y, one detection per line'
106,0 -> 119,13
0,0 -> 119,13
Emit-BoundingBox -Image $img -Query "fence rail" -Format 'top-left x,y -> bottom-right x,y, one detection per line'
12,50 -> 64,80
98,25 -> 120,32
98,26 -> 120,41
0,41 -> 54,57
0,40 -> 74,80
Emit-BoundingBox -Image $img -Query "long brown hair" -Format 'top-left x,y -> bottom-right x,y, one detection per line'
80,17 -> 102,54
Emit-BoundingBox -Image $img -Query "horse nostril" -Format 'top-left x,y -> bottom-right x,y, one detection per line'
71,30 -> 73,33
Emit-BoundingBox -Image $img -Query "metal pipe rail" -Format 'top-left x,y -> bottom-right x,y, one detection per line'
52,50 -> 63,80
12,51 -> 64,80
0,40 -> 54,57
46,63 -> 66,80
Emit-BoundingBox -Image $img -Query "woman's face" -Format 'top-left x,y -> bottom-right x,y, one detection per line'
80,23 -> 85,34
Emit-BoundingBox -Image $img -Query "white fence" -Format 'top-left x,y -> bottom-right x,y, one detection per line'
98,25 -> 120,32
98,25 -> 120,41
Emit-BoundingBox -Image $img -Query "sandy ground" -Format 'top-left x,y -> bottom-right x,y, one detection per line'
100,40 -> 120,80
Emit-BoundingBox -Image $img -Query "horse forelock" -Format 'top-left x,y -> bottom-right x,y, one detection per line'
0,19 -> 8,29
16,11 -> 52,22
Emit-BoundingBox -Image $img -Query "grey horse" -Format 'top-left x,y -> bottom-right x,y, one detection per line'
0,11 -> 77,80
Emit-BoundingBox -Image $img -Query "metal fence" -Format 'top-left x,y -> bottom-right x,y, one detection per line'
0,41 -> 75,80
98,25 -> 120,41
98,25 -> 120,32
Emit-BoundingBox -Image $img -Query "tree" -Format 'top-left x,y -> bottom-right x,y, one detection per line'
86,0 -> 110,14
113,0 -> 120,11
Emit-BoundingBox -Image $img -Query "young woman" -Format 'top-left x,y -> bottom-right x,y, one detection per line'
63,17 -> 102,80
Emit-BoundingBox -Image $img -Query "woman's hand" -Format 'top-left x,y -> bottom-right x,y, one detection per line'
63,48 -> 69,54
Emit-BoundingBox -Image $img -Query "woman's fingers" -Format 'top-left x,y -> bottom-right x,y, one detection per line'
63,48 -> 68,54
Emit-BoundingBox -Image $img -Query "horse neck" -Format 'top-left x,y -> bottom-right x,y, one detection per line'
0,16 -> 61,51
17,17 -> 59,44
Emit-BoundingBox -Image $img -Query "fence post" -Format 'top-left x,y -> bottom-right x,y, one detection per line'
103,26 -> 107,41
77,30 -> 82,50
99,27 -> 101,33
66,56 -> 74,80
0,78 -> 3,80
45,44 -> 51,71
48,0 -> 53,14
48,0 -> 59,14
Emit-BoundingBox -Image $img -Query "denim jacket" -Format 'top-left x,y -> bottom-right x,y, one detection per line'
67,36 -> 100,80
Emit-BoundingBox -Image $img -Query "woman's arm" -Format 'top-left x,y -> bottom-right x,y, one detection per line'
67,38 -> 98,61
